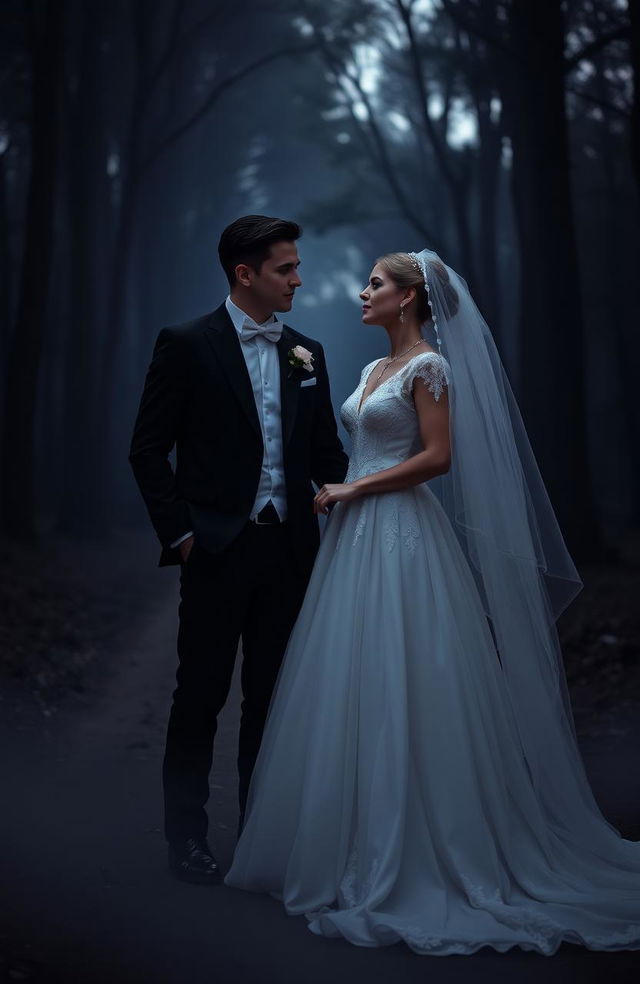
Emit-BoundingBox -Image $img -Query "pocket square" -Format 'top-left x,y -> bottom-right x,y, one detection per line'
300,377 -> 317,388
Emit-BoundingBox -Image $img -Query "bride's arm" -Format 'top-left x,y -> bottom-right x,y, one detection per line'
314,380 -> 450,514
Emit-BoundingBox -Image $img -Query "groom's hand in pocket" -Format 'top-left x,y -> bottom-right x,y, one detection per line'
179,536 -> 195,564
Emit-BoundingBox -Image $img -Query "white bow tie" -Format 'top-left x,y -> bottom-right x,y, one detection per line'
240,318 -> 282,344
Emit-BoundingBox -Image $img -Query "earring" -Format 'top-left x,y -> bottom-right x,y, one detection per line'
399,304 -> 405,324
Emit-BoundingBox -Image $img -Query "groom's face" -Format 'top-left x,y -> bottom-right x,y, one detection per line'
247,240 -> 302,313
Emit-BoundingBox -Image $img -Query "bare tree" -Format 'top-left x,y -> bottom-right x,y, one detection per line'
439,0 -> 630,554
94,1 -> 318,525
59,0 -> 111,533
630,0 -> 640,202
394,0 -> 476,282
1,0 -> 64,539
298,0 -> 505,336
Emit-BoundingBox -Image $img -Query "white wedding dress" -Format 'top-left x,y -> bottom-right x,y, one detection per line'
225,352 -> 640,955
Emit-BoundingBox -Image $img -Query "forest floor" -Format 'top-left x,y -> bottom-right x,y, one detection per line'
0,529 -> 639,983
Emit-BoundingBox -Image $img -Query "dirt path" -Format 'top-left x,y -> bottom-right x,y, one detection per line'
1,581 -> 639,984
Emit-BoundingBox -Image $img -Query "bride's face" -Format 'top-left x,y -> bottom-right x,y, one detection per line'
360,264 -> 403,326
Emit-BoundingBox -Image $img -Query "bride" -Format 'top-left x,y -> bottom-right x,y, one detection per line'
224,249 -> 640,955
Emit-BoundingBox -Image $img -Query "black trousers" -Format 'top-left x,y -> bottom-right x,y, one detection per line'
162,521 -> 308,843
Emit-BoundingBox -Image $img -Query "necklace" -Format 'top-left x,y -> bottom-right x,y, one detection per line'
375,339 -> 424,382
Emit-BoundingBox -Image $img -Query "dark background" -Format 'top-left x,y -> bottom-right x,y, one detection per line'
1,1 -> 639,981
1,0 -> 639,547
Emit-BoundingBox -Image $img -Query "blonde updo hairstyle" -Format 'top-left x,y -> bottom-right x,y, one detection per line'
376,252 -> 459,322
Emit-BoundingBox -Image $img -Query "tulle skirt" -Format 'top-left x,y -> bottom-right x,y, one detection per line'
225,486 -> 640,955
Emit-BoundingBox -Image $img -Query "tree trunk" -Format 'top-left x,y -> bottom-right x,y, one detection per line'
595,61 -> 640,520
0,150 -> 12,358
629,0 -> 640,205
501,0 -> 600,558
0,0 -> 64,539
93,146 -> 141,527
90,0 -> 149,530
59,1 -> 109,534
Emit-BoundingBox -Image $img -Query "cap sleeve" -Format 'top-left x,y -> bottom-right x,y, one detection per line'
401,352 -> 450,403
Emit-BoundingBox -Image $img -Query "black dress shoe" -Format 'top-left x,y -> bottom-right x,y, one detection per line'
168,837 -> 219,884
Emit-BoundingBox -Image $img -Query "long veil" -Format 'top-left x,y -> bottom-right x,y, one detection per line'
409,249 -> 621,844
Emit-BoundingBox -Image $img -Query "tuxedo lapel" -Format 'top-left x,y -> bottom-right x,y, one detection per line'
204,305 -> 261,437
277,327 -> 300,448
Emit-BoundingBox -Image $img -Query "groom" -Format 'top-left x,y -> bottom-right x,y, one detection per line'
130,215 -> 348,883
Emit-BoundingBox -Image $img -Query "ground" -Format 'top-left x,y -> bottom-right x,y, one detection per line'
0,531 -> 639,983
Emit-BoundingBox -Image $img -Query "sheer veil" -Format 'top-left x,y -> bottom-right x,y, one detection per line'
409,250 -> 617,843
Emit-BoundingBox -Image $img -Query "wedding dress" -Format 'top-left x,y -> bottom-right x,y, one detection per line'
225,351 -> 640,954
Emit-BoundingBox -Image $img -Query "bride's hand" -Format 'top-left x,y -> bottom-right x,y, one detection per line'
313,483 -> 361,515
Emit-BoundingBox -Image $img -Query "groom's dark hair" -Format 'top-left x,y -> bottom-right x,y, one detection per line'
218,214 -> 302,287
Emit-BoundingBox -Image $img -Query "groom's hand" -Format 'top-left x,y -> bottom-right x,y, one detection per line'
179,536 -> 195,563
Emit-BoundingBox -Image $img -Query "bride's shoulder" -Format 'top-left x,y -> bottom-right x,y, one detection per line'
400,350 -> 451,401
409,348 -> 447,366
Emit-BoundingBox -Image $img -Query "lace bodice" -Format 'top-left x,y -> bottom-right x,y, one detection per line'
340,352 -> 450,483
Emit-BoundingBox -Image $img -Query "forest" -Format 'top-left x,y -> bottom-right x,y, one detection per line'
0,0 -> 638,704
1,4 -> 639,978
0,0 -> 638,557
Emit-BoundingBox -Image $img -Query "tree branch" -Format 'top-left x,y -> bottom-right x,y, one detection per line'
395,0 -> 463,189
565,23 -> 630,73
338,63 -> 441,246
144,0 -> 185,96
566,84 -> 630,119
438,0 -> 512,58
141,42 -> 319,173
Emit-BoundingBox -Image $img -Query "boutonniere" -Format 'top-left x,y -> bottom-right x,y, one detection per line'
288,345 -> 314,374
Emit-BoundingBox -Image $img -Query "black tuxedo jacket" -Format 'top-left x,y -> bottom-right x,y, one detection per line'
129,303 -> 349,573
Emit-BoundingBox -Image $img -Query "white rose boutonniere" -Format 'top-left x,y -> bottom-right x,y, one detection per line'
288,345 -> 314,373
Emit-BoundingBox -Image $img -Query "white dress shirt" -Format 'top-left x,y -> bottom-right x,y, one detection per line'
225,296 -> 287,521
170,297 -> 287,549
